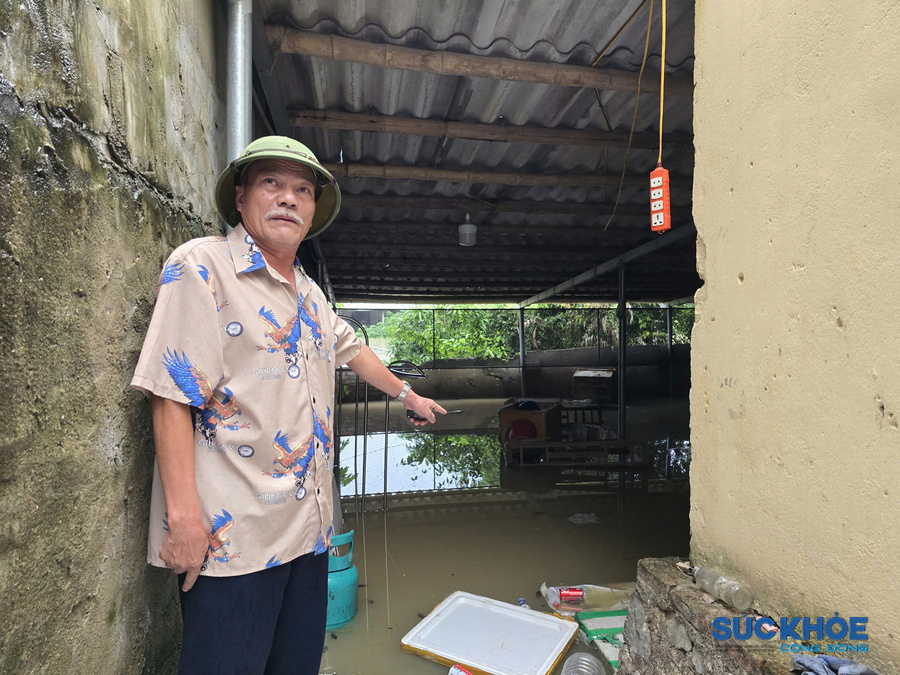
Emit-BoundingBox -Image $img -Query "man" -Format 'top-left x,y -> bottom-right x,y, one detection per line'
132,136 -> 445,674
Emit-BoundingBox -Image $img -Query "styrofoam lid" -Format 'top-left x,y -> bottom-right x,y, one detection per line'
401,591 -> 578,675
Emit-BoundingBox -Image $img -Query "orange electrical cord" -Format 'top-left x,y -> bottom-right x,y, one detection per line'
658,0 -> 666,163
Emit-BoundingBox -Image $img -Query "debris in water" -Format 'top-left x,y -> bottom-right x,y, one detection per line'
568,512 -> 598,525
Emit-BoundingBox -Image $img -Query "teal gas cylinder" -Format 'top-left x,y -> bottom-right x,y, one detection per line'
326,530 -> 358,630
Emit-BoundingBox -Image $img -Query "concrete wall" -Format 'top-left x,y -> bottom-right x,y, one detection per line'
0,1 -> 223,671
691,1 -> 899,671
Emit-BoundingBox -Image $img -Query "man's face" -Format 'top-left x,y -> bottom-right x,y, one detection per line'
234,158 -> 318,256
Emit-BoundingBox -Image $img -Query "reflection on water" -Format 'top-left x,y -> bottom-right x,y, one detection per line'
339,432 -> 501,496
338,395 -> 691,496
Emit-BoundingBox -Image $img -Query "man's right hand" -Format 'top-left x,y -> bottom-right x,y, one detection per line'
151,395 -> 208,592
159,521 -> 209,592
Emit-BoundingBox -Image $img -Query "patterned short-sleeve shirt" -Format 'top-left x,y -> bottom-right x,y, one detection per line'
131,223 -> 361,576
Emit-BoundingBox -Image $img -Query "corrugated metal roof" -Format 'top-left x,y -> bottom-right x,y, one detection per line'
255,0 -> 699,303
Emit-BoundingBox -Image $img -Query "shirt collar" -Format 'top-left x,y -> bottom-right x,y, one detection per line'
226,223 -> 308,278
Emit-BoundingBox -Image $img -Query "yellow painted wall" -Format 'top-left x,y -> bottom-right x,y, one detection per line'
691,1 -> 900,670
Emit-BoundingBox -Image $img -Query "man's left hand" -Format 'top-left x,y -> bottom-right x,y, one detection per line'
404,391 -> 447,426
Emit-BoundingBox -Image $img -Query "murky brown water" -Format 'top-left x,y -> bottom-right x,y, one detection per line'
319,488 -> 689,674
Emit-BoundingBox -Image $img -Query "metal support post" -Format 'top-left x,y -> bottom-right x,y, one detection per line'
518,307 -> 526,397
226,0 -> 252,178
666,305 -> 674,395
666,305 -> 673,478
334,369 -> 342,483
617,265 -> 626,439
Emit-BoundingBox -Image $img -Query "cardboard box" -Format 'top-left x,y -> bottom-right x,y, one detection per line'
498,401 -> 561,441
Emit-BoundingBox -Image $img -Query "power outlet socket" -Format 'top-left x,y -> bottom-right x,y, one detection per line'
650,166 -> 671,232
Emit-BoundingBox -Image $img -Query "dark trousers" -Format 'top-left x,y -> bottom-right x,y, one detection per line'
177,550 -> 329,675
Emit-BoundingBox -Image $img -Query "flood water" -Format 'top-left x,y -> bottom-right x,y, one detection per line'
336,396 -> 691,498
323,490 -> 689,674
322,395 -> 691,674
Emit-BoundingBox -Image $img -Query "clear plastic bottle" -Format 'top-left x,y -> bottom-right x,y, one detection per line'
517,597 -> 532,610
560,652 -> 603,675
693,566 -> 753,611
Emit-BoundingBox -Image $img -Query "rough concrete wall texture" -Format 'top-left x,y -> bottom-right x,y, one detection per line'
0,0 -> 223,672
691,1 -> 899,672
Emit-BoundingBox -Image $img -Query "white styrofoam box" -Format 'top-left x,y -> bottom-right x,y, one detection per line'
401,591 -> 578,675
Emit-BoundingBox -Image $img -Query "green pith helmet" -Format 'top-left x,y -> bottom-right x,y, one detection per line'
215,136 -> 341,239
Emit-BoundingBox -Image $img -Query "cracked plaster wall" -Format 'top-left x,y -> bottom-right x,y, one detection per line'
0,0 -> 224,671
691,1 -> 899,672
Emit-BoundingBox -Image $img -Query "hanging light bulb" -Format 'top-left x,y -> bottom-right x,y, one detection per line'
458,212 -> 476,246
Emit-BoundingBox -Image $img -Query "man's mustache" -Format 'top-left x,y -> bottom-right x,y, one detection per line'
265,209 -> 305,226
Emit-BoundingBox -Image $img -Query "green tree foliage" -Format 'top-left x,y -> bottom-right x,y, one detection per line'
398,433 -> 501,488
378,307 -> 518,363
622,305 -> 695,346
672,307 -> 694,345
337,439 -> 355,487
524,306 -> 614,350
360,304 -> 694,363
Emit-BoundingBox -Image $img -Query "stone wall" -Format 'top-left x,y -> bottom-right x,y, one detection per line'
617,558 -> 793,675
691,1 -> 900,672
0,1 -> 223,672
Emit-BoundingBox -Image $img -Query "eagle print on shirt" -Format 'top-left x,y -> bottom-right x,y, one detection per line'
257,305 -> 301,365
197,265 -> 228,311
314,407 -> 333,460
240,235 -> 266,272
263,428 -> 316,501
157,262 -> 184,291
201,509 -> 241,569
163,349 -> 250,439
315,526 -> 334,555
298,290 -> 324,350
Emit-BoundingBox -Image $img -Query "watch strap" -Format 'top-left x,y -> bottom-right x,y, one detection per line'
395,380 -> 411,402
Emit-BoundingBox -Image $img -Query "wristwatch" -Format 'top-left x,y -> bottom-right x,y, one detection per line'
395,380 -> 411,402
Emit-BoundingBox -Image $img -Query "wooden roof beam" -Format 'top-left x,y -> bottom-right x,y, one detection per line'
334,291 -> 696,304
268,27 -> 693,97
329,269 -> 698,281
334,280 -> 699,292
323,162 -> 691,189
292,109 -> 692,150
339,194 -> 650,217
319,242 -> 631,256
322,252 -> 694,269
324,220 -> 651,237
